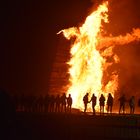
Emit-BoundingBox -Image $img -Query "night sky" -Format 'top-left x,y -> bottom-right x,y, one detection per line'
1,0 -> 93,95
1,0 -> 140,96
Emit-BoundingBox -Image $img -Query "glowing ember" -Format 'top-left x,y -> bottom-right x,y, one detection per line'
58,1 -> 140,112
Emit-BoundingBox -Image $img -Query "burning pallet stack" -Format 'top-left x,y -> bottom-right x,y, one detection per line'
48,39 -> 70,95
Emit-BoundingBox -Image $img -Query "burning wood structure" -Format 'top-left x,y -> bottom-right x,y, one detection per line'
49,1 -> 140,112
48,39 -> 70,95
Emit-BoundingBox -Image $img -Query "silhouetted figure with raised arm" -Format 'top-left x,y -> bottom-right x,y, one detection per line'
67,94 -> 72,113
83,93 -> 89,113
129,96 -> 135,114
89,93 -> 97,115
99,94 -> 105,115
118,94 -> 126,114
107,93 -> 113,114
61,93 -> 67,113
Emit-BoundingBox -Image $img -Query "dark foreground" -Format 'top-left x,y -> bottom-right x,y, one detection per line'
1,112 -> 140,140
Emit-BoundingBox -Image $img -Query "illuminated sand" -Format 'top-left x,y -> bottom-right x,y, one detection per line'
17,112 -> 140,140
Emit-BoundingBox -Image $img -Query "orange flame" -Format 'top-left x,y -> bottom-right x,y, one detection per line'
58,1 -> 110,111
58,1 -> 140,112
98,28 -> 140,50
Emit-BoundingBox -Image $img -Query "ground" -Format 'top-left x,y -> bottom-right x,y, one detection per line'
3,111 -> 140,140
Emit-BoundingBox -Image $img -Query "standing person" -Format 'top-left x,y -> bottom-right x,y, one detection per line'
38,95 -> 44,112
99,94 -> 105,115
61,93 -> 67,113
55,95 -> 61,113
129,96 -> 135,114
89,93 -> 97,115
107,93 -> 113,114
44,93 -> 50,113
118,94 -> 126,114
49,95 -> 55,113
83,93 -> 89,113
67,94 -> 72,113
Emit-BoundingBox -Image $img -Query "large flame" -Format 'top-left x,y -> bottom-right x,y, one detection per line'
58,1 -> 140,111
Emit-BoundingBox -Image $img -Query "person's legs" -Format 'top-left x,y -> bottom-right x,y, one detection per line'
119,105 -> 122,114
100,105 -> 101,115
103,106 -> 104,114
107,105 -> 109,113
123,104 -> 125,114
110,106 -> 112,114
84,103 -> 87,113
92,105 -> 95,115
132,106 -> 135,114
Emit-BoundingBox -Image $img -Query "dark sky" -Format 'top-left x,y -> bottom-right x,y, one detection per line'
1,0 -> 93,95
1,0 -> 140,96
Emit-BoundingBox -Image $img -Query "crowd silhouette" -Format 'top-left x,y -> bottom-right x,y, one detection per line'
83,92 -> 139,115
4,91 -> 140,115
0,89 -> 139,140
11,93 -> 72,114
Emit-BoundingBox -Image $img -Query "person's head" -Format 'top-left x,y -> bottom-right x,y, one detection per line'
92,93 -> 95,96
69,94 -> 71,97
86,93 -> 89,96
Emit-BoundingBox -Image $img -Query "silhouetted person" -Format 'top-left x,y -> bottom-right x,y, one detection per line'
67,94 -> 72,113
30,95 -> 35,112
83,93 -> 89,113
55,94 -> 61,113
118,94 -> 126,114
107,93 -> 113,114
89,93 -> 97,115
24,95 -> 30,112
61,93 -> 67,112
99,94 -> 105,115
44,93 -> 50,113
11,94 -> 18,111
129,96 -> 135,114
32,95 -> 37,112
26,95 -> 33,112
13,94 -> 20,111
49,95 -> 55,112
37,95 -> 44,112
19,94 -> 25,112
33,96 -> 38,112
